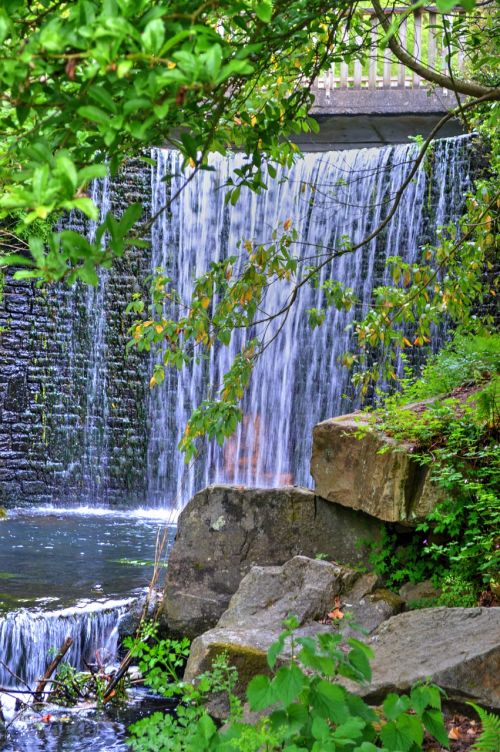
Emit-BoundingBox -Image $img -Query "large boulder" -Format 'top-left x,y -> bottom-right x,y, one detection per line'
350,607 -> 500,711
217,556 -> 350,629
184,556 -> 402,697
311,413 -> 442,524
184,557 -> 500,714
162,485 -> 383,638
183,556 -> 352,708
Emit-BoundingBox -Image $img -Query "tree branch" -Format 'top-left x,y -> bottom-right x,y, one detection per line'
370,0 -> 500,99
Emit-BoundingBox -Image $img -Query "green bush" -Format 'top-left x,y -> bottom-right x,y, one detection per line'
128,616 -> 452,752
366,332 -> 499,599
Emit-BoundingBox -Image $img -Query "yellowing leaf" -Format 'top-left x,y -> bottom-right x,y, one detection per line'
201,297 -> 210,309
283,218 -> 292,231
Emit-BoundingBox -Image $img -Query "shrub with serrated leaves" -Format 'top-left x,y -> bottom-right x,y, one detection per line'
128,615 -> 452,752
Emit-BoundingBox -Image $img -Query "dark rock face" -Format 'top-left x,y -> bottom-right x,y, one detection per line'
0,161 -> 151,506
161,485 -> 384,638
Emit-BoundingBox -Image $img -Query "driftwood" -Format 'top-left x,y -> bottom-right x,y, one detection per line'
34,636 -> 73,702
102,650 -> 132,705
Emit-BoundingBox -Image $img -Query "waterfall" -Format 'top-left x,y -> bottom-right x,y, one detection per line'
146,136 -> 472,505
80,177 -> 112,502
0,599 -> 132,688
0,135 -> 473,508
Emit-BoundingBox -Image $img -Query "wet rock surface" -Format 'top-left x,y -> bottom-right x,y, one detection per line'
162,485 -> 383,638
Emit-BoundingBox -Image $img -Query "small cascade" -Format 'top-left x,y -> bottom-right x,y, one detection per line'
0,599 -> 132,688
146,136 -> 473,505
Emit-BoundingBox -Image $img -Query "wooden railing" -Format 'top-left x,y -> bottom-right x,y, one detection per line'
315,6 -> 464,93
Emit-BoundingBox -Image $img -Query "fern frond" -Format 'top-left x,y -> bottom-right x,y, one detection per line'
469,703 -> 500,752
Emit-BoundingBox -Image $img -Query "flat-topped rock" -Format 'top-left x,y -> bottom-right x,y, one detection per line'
161,485 -> 383,638
352,607 -> 500,711
311,412 -> 442,524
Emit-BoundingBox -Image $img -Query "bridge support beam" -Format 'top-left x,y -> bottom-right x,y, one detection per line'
295,113 -> 464,151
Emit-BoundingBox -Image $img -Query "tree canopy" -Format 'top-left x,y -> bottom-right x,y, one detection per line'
0,0 -> 498,457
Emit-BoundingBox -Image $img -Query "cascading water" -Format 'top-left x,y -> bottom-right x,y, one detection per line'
0,600 -> 130,688
80,177 -> 112,502
146,136 -> 472,505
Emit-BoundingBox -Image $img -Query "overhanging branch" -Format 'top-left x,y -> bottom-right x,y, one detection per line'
371,0 -> 500,99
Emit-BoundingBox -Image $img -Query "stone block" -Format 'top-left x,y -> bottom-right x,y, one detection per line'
162,485 -> 383,638
311,413 -> 442,524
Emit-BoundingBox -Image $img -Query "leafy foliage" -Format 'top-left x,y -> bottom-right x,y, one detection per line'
470,703 -> 500,752
0,0 -> 497,459
365,333 -> 499,599
128,615 -> 452,752
124,622 -> 191,696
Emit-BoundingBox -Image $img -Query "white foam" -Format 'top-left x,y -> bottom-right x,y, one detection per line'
8,505 -> 179,524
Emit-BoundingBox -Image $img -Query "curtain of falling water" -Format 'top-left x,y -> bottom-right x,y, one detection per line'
146,136 -> 472,506
80,177 -> 112,501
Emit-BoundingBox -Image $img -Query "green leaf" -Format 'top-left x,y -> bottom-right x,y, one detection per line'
423,709 -> 450,748
267,635 -> 284,669
255,0 -> 273,22
311,716 -> 330,740
56,155 -> 78,191
142,18 -> 165,54
118,202 -> 143,234
77,105 -> 109,125
0,9 -> 11,45
247,674 -> 274,711
312,681 -> 349,724
79,261 -> 99,285
70,197 -> 99,220
383,693 -> 411,721
0,253 -> 35,267
77,165 -> 109,185
410,684 -> 442,716
271,665 -> 306,705
195,713 -> 217,741
205,43 -> 222,80
332,717 -> 366,744
88,86 -> 118,114
381,714 -> 424,752
436,0 -> 461,10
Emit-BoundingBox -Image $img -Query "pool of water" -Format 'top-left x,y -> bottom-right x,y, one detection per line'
0,507 -> 178,751
0,688 -> 176,751
0,507 -> 177,612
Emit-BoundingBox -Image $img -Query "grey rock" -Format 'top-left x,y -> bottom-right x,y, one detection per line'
184,556 -> 385,716
343,579 -> 404,636
399,580 -> 441,603
349,607 -> 500,711
162,485 -> 383,638
311,412 -> 443,524
184,623 -> 333,719
218,556 -> 347,629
